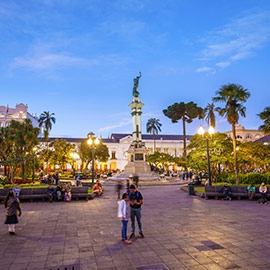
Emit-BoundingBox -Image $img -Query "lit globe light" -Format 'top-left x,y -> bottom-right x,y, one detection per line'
198,126 -> 215,136
208,126 -> 215,135
198,126 -> 205,135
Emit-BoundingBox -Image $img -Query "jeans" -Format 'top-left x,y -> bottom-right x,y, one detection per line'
121,220 -> 128,240
130,207 -> 142,234
223,191 -> 231,198
260,193 -> 267,203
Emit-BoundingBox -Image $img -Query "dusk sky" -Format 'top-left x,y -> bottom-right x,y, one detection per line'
1,0 -> 270,138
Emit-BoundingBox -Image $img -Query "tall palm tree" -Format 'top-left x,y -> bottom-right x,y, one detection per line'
38,111 -> 56,142
258,106 -> 270,134
146,118 -> 162,153
163,101 -> 204,157
212,83 -> 250,185
204,103 -> 217,128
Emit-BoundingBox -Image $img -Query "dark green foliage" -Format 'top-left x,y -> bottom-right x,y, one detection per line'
216,172 -> 270,185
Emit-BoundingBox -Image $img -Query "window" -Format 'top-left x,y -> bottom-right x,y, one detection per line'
111,151 -> 116,159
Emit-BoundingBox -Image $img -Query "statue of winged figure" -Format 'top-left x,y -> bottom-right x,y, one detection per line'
132,72 -> 142,97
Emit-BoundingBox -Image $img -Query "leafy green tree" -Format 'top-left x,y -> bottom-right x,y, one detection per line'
78,138 -> 109,172
163,101 -> 204,157
0,119 -> 40,182
48,139 -> 75,170
186,132 -> 233,179
204,103 -> 217,128
237,141 -> 270,172
213,83 -> 250,185
38,111 -> 56,142
146,118 -> 162,152
147,152 -> 174,173
258,106 -> 270,134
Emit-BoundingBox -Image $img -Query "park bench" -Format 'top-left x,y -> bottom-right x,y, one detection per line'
0,187 -> 96,202
205,186 -> 270,200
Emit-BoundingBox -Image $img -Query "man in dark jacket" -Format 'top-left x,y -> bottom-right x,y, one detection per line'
219,182 -> 232,200
128,184 -> 144,239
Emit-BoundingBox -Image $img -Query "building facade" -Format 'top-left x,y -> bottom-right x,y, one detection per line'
49,133 -> 192,173
224,124 -> 264,142
0,103 -> 39,128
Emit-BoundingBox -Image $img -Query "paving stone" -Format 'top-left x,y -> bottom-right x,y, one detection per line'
1,184 -> 270,269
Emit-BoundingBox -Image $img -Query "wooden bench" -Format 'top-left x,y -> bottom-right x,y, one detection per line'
0,187 -> 95,202
0,188 -> 9,203
205,186 -> 270,200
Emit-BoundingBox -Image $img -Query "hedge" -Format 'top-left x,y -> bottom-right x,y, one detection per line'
215,172 -> 270,185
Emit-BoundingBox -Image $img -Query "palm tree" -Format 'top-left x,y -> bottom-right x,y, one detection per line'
204,103 -> 217,128
163,101 -> 204,157
258,107 -> 270,134
38,111 -> 56,142
212,83 -> 250,185
146,118 -> 162,153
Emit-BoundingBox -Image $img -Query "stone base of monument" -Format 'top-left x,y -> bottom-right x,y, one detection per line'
115,161 -> 160,181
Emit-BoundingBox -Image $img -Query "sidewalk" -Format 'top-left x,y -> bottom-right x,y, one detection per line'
0,184 -> 269,269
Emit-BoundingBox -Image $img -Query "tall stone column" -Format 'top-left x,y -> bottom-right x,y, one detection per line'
120,73 -> 159,180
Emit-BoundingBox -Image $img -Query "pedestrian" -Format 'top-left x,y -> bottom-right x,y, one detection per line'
126,178 -> 130,192
4,190 -> 22,235
116,180 -> 123,199
76,174 -> 81,187
118,193 -> 131,244
128,184 -> 144,239
133,173 -> 139,188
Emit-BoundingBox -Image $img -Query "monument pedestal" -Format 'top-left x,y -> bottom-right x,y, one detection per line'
118,143 -> 159,181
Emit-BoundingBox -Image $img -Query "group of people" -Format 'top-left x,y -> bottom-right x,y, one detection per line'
117,180 -> 144,245
220,182 -> 268,203
47,183 -> 72,202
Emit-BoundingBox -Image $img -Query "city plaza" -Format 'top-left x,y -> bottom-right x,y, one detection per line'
0,184 -> 270,270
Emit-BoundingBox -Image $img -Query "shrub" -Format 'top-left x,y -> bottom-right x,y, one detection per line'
216,172 -> 270,185
0,175 -> 9,186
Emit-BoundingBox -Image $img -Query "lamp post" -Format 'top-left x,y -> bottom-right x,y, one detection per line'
32,147 -> 37,182
87,132 -> 100,187
198,126 -> 215,186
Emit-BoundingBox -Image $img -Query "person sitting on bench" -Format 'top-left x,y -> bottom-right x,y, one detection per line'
219,182 -> 232,200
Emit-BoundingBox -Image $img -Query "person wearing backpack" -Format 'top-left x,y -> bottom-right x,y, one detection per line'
128,184 -> 144,239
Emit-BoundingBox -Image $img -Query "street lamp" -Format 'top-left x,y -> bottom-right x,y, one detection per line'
32,147 -> 37,182
198,126 -> 215,186
87,132 -> 100,187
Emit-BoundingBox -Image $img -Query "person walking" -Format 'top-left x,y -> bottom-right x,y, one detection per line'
4,190 -> 22,235
128,184 -> 144,239
117,193 -> 131,244
116,180 -> 123,199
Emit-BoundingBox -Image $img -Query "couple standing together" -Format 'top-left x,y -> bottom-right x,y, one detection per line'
117,184 -> 144,244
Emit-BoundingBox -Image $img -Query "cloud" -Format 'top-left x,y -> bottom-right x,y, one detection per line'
215,61 -> 231,68
198,10 -> 270,72
196,67 -> 213,73
12,53 -> 88,70
98,118 -> 132,133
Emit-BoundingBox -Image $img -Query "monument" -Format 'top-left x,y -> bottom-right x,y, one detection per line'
118,73 -> 159,180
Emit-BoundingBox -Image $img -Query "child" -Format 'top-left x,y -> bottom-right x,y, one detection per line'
117,193 -> 131,244
4,190 -> 22,235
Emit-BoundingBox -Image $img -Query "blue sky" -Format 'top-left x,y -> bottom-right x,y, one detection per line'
1,0 -> 270,138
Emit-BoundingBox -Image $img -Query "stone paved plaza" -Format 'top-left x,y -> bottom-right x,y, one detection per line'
0,184 -> 270,270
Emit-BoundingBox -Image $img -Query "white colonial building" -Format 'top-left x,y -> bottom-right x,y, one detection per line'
51,133 -> 192,173
0,103 -> 39,128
